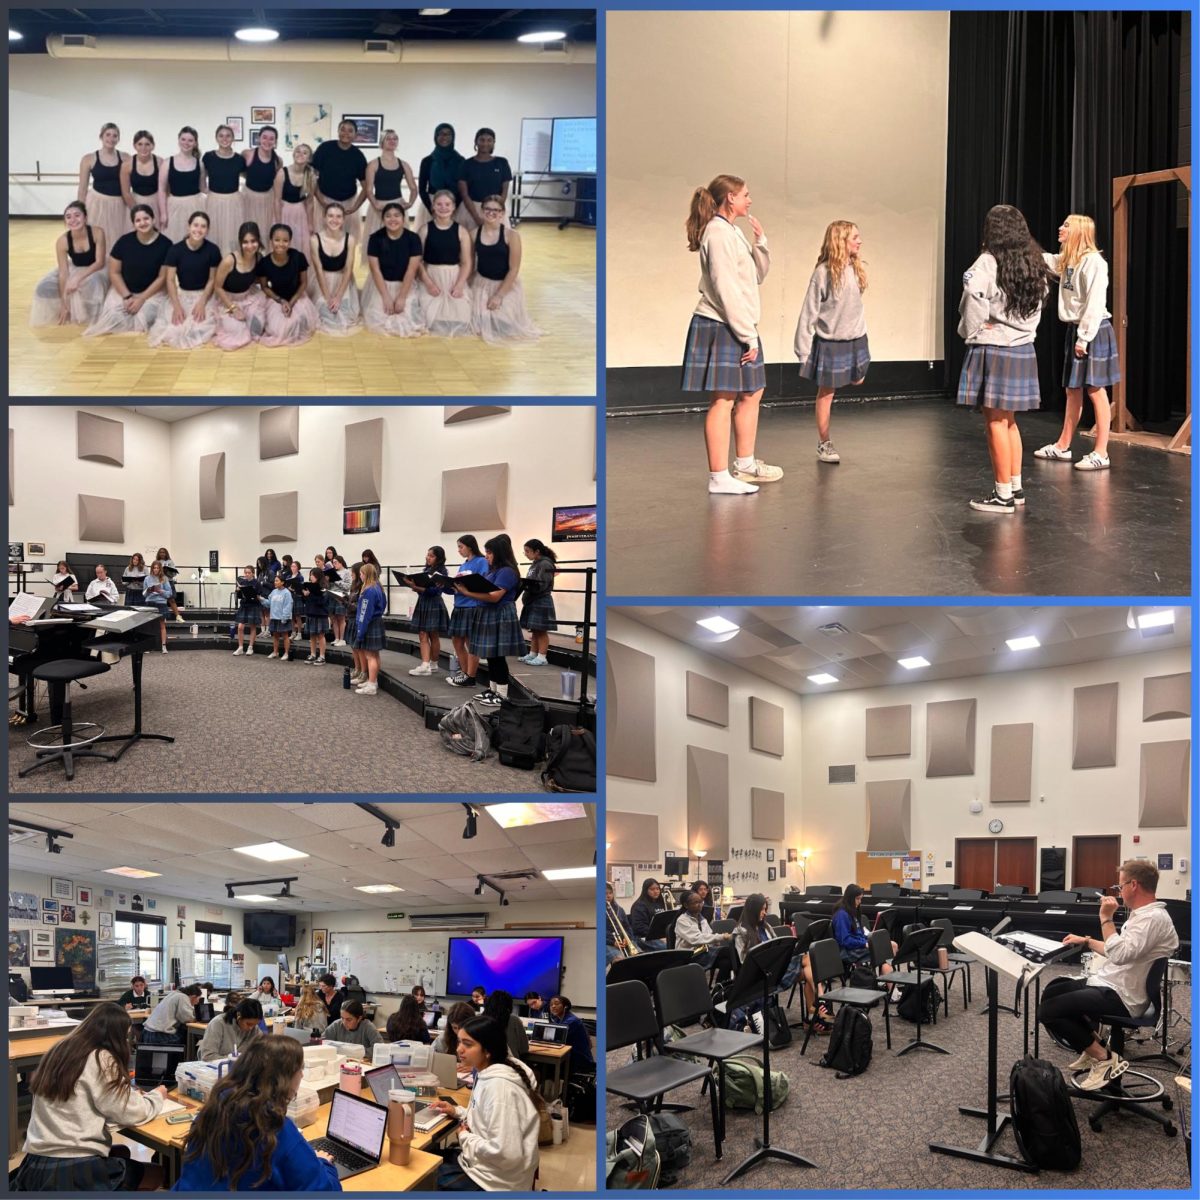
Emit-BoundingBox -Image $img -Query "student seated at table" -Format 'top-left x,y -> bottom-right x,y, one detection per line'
385,994 -> 431,1044
482,989 -> 529,1063
117,975 -> 152,1011
411,985 -> 428,1016
521,992 -> 545,1019
430,1015 -> 541,1192
12,1002 -> 168,1191
547,996 -> 595,1074
432,1001 -> 475,1057
142,983 -> 203,1046
174,1036 -> 340,1192
321,1000 -> 381,1054
291,985 -> 328,1035
469,986 -> 487,1013
255,978 -> 285,1016
316,974 -> 344,1023
198,998 -> 263,1062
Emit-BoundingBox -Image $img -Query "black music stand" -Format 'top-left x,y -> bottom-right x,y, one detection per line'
648,908 -> 682,947
90,635 -> 175,761
892,926 -> 949,1056
720,935 -> 817,1183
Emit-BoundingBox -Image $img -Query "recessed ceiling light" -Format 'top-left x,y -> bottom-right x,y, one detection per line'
234,841 -> 309,862
419,7 -> 452,14
697,615 -> 739,634
236,894 -> 279,903
1136,610 -> 1175,631
355,884 -> 404,893
898,656 -> 930,669
103,866 -> 162,879
807,673 -> 838,685
485,802 -> 586,828
9,29 -> 23,41
542,866 -> 596,880
234,26 -> 279,42
1006,635 -> 1040,651
517,29 -> 567,43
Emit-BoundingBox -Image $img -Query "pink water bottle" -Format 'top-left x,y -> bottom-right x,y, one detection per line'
339,1062 -> 362,1095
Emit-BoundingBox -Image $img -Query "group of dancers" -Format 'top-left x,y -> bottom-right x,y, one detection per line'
29,121 -> 540,347
684,175 -> 1120,511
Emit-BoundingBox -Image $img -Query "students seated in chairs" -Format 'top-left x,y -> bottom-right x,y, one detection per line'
548,996 -> 595,1074
11,1003 -> 168,1191
411,985 -> 428,1016
255,977 -> 285,1016
291,985 -> 329,1035
521,992 -> 545,1019
832,884 -> 897,973
117,975 -> 152,1011
1039,858 -> 1179,1091
385,994 -> 431,1044
630,877 -> 668,950
321,999 -> 382,1053
483,988 -> 529,1062
605,882 -> 636,967
673,889 -> 734,981
141,983 -> 204,1045
198,997 -> 263,1062
433,1001 -> 475,1056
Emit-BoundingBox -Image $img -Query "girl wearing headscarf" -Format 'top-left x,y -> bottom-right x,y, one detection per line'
417,122 -> 465,229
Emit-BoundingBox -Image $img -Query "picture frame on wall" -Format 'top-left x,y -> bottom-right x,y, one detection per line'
249,128 -> 263,148
32,946 -> 53,962
767,867 -> 777,882
42,913 -> 58,926
51,878 -> 74,901
98,912 -> 113,928
766,849 -> 775,862
251,106 -> 275,123
226,116 -> 244,141
342,114 -> 382,147
99,927 -> 112,942
76,886 -> 92,906
60,905 -> 76,924
28,541 -> 46,557
788,848 -> 798,862
33,930 -> 53,946
42,898 -> 58,913
311,929 -> 327,964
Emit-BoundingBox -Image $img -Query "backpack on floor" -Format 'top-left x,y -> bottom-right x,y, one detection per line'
750,1000 -> 792,1049
438,702 -> 494,760
722,1054 -> 790,1114
847,965 -> 881,991
896,978 -> 938,1024
542,725 -> 597,792
647,1112 -> 692,1185
566,1073 -> 597,1125
493,696 -> 546,769
606,1115 -> 661,1190
819,1007 -> 873,1078
1009,1055 -> 1082,1170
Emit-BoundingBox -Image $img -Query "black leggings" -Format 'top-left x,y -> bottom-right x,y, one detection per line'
487,656 -> 510,685
1038,977 -> 1132,1052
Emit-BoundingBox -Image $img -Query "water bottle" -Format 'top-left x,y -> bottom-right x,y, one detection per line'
190,623 -> 199,639
343,666 -> 352,690
448,654 -> 459,675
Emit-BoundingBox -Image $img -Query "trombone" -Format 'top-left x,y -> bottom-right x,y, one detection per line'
607,901 -> 639,957
661,885 -> 677,909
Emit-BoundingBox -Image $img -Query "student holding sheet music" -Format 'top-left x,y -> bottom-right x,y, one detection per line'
142,559 -> 174,653
447,535 -> 489,690
84,564 -> 119,604
519,540 -> 557,666
402,546 -> 451,677
286,558 -> 305,640
51,561 -> 79,599
328,555 -> 351,647
302,569 -> 329,665
154,548 -> 184,622
350,562 -> 387,696
232,565 -> 263,655
267,574 -> 294,661
454,533 -> 524,707
122,553 -> 147,606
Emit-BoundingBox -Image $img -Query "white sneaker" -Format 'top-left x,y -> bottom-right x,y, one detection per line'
1074,451 -> 1110,471
1076,1052 -> 1128,1091
409,662 -> 432,676
355,682 -> 378,695
332,639 -> 347,647
731,458 -> 784,483
161,645 -> 167,654
528,654 -> 548,666
268,651 -> 278,659
1067,1050 -> 1096,1072
817,440 -> 841,464
1034,443 -> 1074,461
427,663 -> 439,674
233,646 -> 244,655
708,472 -> 759,495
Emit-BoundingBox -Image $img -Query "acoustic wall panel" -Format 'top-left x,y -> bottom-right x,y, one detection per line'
991,723 -> 1033,803
77,494 -> 124,543
606,811 -> 660,864
866,779 -> 911,852
866,704 -> 911,758
443,405 -> 512,424
686,671 -> 729,727
1073,682 -> 1118,769
76,411 -> 124,467
260,491 -> 298,544
344,418 -> 385,505
1143,673 -> 1191,722
686,745 -> 730,860
441,463 -> 508,533
260,406 -> 300,459
606,639 -> 657,782
1139,740 -> 1190,828
198,452 -> 225,520
750,788 -> 785,841
926,698 -> 976,777
750,696 -> 784,757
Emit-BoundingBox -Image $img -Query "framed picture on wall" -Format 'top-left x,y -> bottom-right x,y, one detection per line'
311,929 -> 327,964
98,912 -> 112,929
42,898 -> 58,913
32,946 -> 53,963
766,849 -> 775,862
226,116 -> 244,141
42,913 -> 58,926
33,930 -> 53,946
342,114 -> 382,147
28,541 -> 46,557
251,106 -> 275,123
249,128 -> 263,148
788,848 -> 798,862
51,878 -> 74,901
99,927 -> 113,942
77,886 -> 92,906
767,867 -> 777,882
60,905 -> 76,924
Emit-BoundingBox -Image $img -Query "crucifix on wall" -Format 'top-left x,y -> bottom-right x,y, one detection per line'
177,920 -> 185,938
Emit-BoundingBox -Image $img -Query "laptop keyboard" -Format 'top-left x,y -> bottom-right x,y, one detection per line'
309,1139 -> 371,1171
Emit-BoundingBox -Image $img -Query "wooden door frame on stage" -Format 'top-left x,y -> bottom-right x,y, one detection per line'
1111,165 -> 1192,453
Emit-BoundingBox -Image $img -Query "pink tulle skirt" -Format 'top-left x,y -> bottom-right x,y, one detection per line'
259,293 -> 319,347
471,276 -> 541,344
205,192 -> 245,254
280,200 -> 313,257
83,289 -> 168,337
213,290 -> 269,350
417,263 -> 473,337
147,287 -> 216,349
310,270 -> 362,336
85,189 -> 130,259
361,277 -> 425,337
243,190 -> 280,242
30,265 -> 109,327
165,194 -> 207,244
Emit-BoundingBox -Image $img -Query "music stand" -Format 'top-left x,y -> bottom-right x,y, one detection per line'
785,918 -> 831,1030
719,935 -> 817,1183
648,908 -> 682,947
892,926 -> 949,1056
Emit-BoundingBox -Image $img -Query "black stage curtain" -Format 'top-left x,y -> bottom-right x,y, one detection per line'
945,12 -> 1186,426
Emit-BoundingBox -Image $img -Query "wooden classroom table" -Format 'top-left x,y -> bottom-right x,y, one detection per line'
186,1014 -> 293,1060
527,1041 -> 573,1095
8,1029 -> 74,1155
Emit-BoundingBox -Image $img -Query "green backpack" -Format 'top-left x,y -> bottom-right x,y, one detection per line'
722,1054 -> 790,1114
606,1115 -> 661,1189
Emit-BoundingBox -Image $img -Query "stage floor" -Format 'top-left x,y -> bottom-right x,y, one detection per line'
606,398 -> 1191,598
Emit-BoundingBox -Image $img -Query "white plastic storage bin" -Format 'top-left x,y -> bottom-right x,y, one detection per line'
287,1083 -> 320,1129
373,1041 -> 433,1069
175,1059 -> 233,1102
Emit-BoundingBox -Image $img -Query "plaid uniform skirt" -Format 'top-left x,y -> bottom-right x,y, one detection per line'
235,600 -> 262,626
520,593 -> 558,632
681,314 -> 767,394
124,588 -> 144,606
468,601 -> 526,658
955,343 -> 1041,412
305,614 -> 330,636
269,618 -> 292,634
11,1152 -> 139,1191
1063,319 -> 1121,389
353,615 -> 387,651
412,591 -> 450,634
449,606 -> 476,637
799,333 -> 870,389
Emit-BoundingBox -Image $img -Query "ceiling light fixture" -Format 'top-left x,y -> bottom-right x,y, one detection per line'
484,802 -> 586,828
697,615 -> 739,635
355,884 -> 404,894
898,656 -> 930,669
517,29 -> 567,43
542,866 -> 596,881
1136,610 -> 1175,632
10,819 -> 74,855
233,841 -> 309,862
807,673 -> 838,685
1005,635 -> 1041,651
9,29 -> 23,41
226,876 -> 298,902
462,805 -> 478,840
234,26 -> 279,42
237,894 -> 279,903
419,7 -> 452,14
354,802 -> 400,849
103,866 -> 161,879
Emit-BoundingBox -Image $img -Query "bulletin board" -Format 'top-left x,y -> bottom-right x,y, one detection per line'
855,851 -> 924,892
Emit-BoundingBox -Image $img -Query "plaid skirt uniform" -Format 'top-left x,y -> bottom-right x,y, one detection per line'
800,334 -> 870,388
449,605 -> 476,638
1063,319 -> 1121,389
412,590 -> 450,634
11,1152 -> 140,1190
469,601 -> 526,658
268,618 -> 292,634
305,613 -> 330,637
234,598 -> 262,627
956,344 -> 1041,412
681,315 -> 767,394
353,615 -> 387,651
520,593 -> 558,633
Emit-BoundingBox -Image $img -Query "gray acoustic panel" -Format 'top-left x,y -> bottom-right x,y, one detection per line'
76,411 -> 124,467
198,452 -> 225,520
8,429 -> 12,505
1143,673 -> 1191,722
1073,682 -> 1118,769
750,788 -> 785,841
686,745 -> 730,860
829,764 -> 856,784
260,406 -> 300,459
606,639 -> 656,782
991,723 -> 1033,804
443,405 -> 512,425
926,698 -> 976,777
260,491 -> 298,544
77,494 -> 124,543
749,696 -> 784,757
606,811 -> 660,864
441,463 -> 508,533
1139,740 -> 1190,828
685,671 -> 729,727
866,779 -> 911,853
344,418 -> 384,506
866,704 -> 912,758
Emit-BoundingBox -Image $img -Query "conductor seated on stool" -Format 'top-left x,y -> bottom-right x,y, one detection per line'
675,889 -> 733,979
1038,858 -> 1179,1092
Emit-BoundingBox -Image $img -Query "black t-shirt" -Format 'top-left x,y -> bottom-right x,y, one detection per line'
367,228 -> 422,282
111,232 -> 171,293
312,142 -> 368,202
256,248 -> 309,300
118,989 -> 152,1010
459,156 -> 513,202
166,239 -> 223,291
202,151 -> 245,195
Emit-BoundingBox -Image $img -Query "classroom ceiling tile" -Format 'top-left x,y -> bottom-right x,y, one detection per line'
504,815 -> 595,847
401,811 -> 511,853
187,803 -> 327,841
455,847 -> 540,873
281,833 -> 375,866
377,834 -> 444,862
277,804 -> 379,831
403,854 -> 482,881
518,838 -> 596,871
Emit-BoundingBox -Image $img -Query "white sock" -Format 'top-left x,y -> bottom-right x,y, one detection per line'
709,470 -> 758,495
734,455 -> 755,471
995,481 -> 1013,500
1011,474 -> 1022,491
494,683 -> 509,698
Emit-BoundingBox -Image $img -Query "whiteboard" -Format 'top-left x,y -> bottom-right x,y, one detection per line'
327,932 -> 447,994
519,118 -> 552,174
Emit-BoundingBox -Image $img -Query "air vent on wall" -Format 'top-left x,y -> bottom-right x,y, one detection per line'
62,34 -> 97,48
364,39 -> 395,53
818,622 -> 851,636
539,39 -> 568,53
409,911 -> 489,931
828,764 -> 857,784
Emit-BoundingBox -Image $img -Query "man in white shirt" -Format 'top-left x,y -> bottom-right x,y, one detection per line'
1039,859 -> 1179,1090
85,564 -> 119,604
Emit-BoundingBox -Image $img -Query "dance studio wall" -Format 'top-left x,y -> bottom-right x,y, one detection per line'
606,610 -> 803,909
799,646 -> 1192,899
9,55 -> 595,220
606,10 -> 950,377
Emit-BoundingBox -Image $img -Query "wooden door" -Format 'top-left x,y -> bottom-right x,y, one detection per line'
1073,835 -> 1122,890
955,839 -> 996,892
996,837 -> 1038,893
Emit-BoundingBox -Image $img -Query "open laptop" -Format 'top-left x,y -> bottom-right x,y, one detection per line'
530,1021 -> 568,1045
308,1090 -> 388,1180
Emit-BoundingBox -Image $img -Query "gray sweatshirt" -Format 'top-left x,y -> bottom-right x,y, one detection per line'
793,263 -> 867,362
1043,251 -> 1111,343
198,1015 -> 261,1062
323,1017 -> 382,1053
957,252 -> 1044,347
143,991 -> 196,1036
693,216 -> 770,346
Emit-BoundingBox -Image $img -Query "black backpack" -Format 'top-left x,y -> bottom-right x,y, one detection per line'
567,1073 -> 596,1124
751,999 -> 792,1049
541,725 -> 597,792
819,1006 -> 873,1078
1009,1055 -> 1082,1169
647,1112 -> 692,1185
847,965 -> 880,991
896,978 -> 938,1024
493,696 -> 546,769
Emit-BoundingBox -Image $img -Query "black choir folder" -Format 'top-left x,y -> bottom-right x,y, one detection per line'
236,583 -> 261,601
447,572 -> 494,594
392,570 -> 450,589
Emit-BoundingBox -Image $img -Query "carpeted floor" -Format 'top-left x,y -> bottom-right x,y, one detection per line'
606,963 -> 1192,1190
8,647 -> 544,793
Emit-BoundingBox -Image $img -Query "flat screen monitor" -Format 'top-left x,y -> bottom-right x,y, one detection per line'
276,953 -> 290,976
663,854 -> 690,878
551,504 -> 596,543
549,117 -> 596,174
446,937 -> 564,1000
242,911 -> 296,947
30,966 -> 74,992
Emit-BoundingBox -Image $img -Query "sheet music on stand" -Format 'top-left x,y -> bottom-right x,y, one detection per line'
953,931 -> 1050,1006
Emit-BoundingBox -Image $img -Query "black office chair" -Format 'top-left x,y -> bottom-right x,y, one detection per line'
993,884 -> 1028,896
1037,890 -> 1080,904
1070,958 -> 1177,1136
764,914 -> 782,928
926,883 -> 955,895
726,905 -> 743,924
20,660 -> 115,781
800,938 -> 888,1057
948,888 -> 985,900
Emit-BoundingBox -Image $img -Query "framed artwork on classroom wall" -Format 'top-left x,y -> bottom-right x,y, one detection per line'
251,106 -> 275,124
766,849 -> 775,862
42,898 -> 58,913
342,114 -> 382,147
99,927 -> 112,942
767,867 -> 777,882
8,891 -> 38,923
77,886 -> 92,905
311,929 -> 327,964
227,116 -> 244,141
60,905 -> 76,924
32,946 -> 53,963
51,878 -> 74,901
9,929 -> 30,968
99,912 -> 112,929
249,128 -> 263,148
42,913 -> 58,926
28,542 -> 46,557
33,929 -> 53,947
